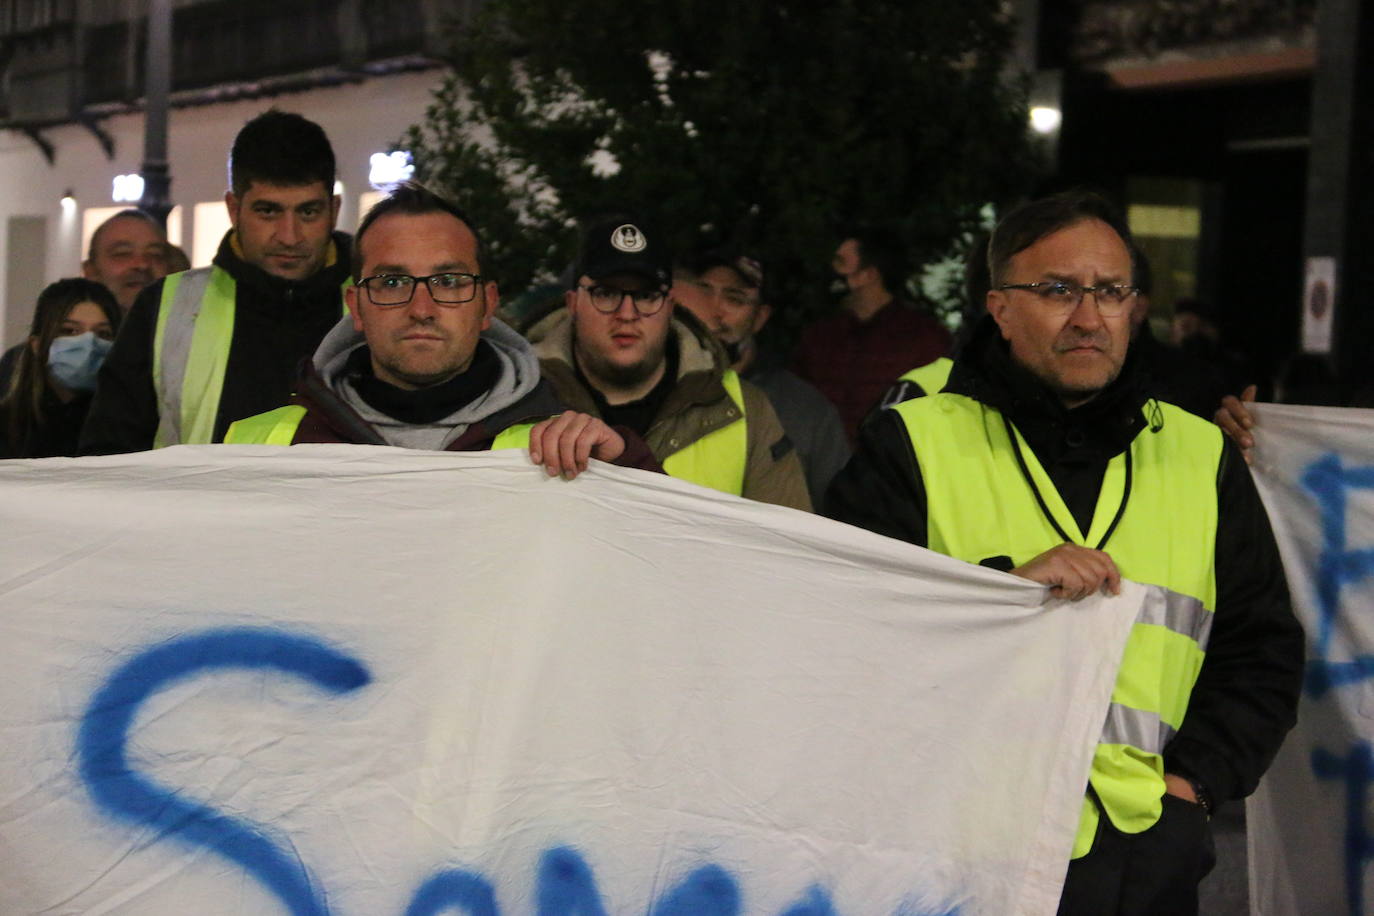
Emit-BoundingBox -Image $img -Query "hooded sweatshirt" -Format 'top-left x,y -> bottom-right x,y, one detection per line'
308,315 -> 546,450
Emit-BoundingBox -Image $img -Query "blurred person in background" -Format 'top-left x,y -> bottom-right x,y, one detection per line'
81,209 -> 170,312
673,248 -> 848,506
791,225 -> 951,442
0,279 -> 120,457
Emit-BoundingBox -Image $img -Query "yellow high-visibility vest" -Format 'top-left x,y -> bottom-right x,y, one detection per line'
895,357 -> 954,398
152,268 -> 348,447
659,369 -> 748,496
224,404 -> 534,450
892,392 -> 1222,858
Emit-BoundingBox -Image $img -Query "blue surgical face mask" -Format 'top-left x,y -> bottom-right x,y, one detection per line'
47,332 -> 112,393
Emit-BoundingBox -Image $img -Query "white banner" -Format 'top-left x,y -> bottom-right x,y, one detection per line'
1246,405 -> 1374,916
0,446 -> 1144,916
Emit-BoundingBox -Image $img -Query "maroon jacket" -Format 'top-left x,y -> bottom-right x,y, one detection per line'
791,299 -> 951,444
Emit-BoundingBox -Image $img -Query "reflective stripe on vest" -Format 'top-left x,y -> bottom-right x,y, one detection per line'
153,268 -> 235,447
224,406 -> 536,451
153,269 -> 350,447
660,369 -> 748,495
892,393 -> 1222,857
897,357 -> 954,397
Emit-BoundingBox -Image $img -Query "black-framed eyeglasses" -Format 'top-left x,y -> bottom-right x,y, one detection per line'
995,281 -> 1138,316
578,283 -> 669,316
356,272 -> 484,307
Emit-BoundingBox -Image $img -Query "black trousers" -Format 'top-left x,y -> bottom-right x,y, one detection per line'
1057,794 -> 1217,916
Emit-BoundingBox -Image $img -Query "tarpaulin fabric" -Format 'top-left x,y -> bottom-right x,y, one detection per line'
0,445 -> 1144,915
1245,405 -> 1374,916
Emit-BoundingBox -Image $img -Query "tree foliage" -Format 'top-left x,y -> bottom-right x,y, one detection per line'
405,0 -> 1042,333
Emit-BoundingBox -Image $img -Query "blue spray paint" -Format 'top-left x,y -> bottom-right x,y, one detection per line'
1300,453 -> 1374,915
1301,453 -> 1374,696
404,870 -> 499,916
778,886 -> 838,916
1313,743 -> 1374,916
650,863 -> 740,915
535,847 -> 609,915
76,627 -> 370,916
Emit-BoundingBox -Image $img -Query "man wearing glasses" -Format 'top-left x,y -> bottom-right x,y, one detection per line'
224,183 -> 655,479
827,191 -> 1302,915
526,216 -> 810,510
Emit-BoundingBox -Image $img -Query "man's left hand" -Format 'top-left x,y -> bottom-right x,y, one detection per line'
527,411 -> 625,480
1163,772 -> 1198,804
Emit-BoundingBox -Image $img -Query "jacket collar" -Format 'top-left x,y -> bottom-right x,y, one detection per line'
946,315 -> 1153,465
212,229 -> 355,302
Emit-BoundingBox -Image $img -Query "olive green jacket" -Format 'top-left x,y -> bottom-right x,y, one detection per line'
527,308 -> 812,512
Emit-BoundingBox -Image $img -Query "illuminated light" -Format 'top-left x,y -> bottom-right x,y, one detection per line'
334,180 -> 344,196
112,173 -> 145,203
60,189 -> 77,212
1029,106 -> 1062,135
368,151 -> 414,189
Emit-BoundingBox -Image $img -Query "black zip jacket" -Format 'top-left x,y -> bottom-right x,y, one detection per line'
79,230 -> 353,454
826,316 -> 1304,811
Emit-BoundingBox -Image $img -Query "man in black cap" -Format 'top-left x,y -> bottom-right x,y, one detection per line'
526,215 -> 811,510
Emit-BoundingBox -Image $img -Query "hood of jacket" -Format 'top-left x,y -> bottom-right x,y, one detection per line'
305,313 -> 546,449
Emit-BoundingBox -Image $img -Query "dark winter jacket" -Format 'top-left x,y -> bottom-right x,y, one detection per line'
827,315 -> 1304,810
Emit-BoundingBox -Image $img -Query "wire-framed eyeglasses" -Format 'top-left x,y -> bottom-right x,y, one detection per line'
356,273 -> 484,307
996,281 -> 1139,316
578,283 -> 669,316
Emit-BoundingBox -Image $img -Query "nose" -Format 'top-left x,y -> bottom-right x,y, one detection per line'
406,281 -> 440,320
275,212 -> 303,247
612,292 -> 639,320
1068,290 -> 1106,329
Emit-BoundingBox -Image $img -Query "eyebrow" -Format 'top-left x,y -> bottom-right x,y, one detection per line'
369,262 -> 475,275
1041,271 -> 1129,284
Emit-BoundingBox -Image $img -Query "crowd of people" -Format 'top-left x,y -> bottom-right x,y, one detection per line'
0,107 -> 1309,916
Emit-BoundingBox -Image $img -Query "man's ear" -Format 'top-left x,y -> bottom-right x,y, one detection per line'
329,193 -> 341,229
224,190 -> 240,229
751,303 -> 773,335
346,284 -> 364,332
81,259 -> 98,280
480,281 -> 500,330
987,289 -> 1013,340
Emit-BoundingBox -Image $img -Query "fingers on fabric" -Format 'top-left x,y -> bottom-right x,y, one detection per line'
1015,543 -> 1121,601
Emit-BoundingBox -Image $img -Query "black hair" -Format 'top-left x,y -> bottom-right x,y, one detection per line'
987,190 -> 1135,287
228,109 -> 336,196
845,225 -> 910,292
353,181 -> 485,277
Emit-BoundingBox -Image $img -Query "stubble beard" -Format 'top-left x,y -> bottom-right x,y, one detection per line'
573,328 -> 670,393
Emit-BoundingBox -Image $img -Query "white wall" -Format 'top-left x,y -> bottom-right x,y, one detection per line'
0,68 -> 445,346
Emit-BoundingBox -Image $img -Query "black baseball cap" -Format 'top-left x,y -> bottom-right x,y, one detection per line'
574,215 -> 673,288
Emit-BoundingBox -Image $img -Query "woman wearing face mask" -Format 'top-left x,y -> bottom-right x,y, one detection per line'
0,278 -> 120,458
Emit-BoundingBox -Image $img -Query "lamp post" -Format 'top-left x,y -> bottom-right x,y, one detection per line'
138,0 -> 173,228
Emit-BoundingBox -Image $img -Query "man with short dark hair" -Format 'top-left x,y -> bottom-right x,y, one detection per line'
672,249 -> 848,506
225,184 -> 649,477
527,215 -> 810,509
827,190 -> 1303,915
791,226 -> 951,443
81,109 -> 353,454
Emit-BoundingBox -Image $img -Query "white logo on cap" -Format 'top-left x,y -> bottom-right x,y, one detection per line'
610,224 -> 647,253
